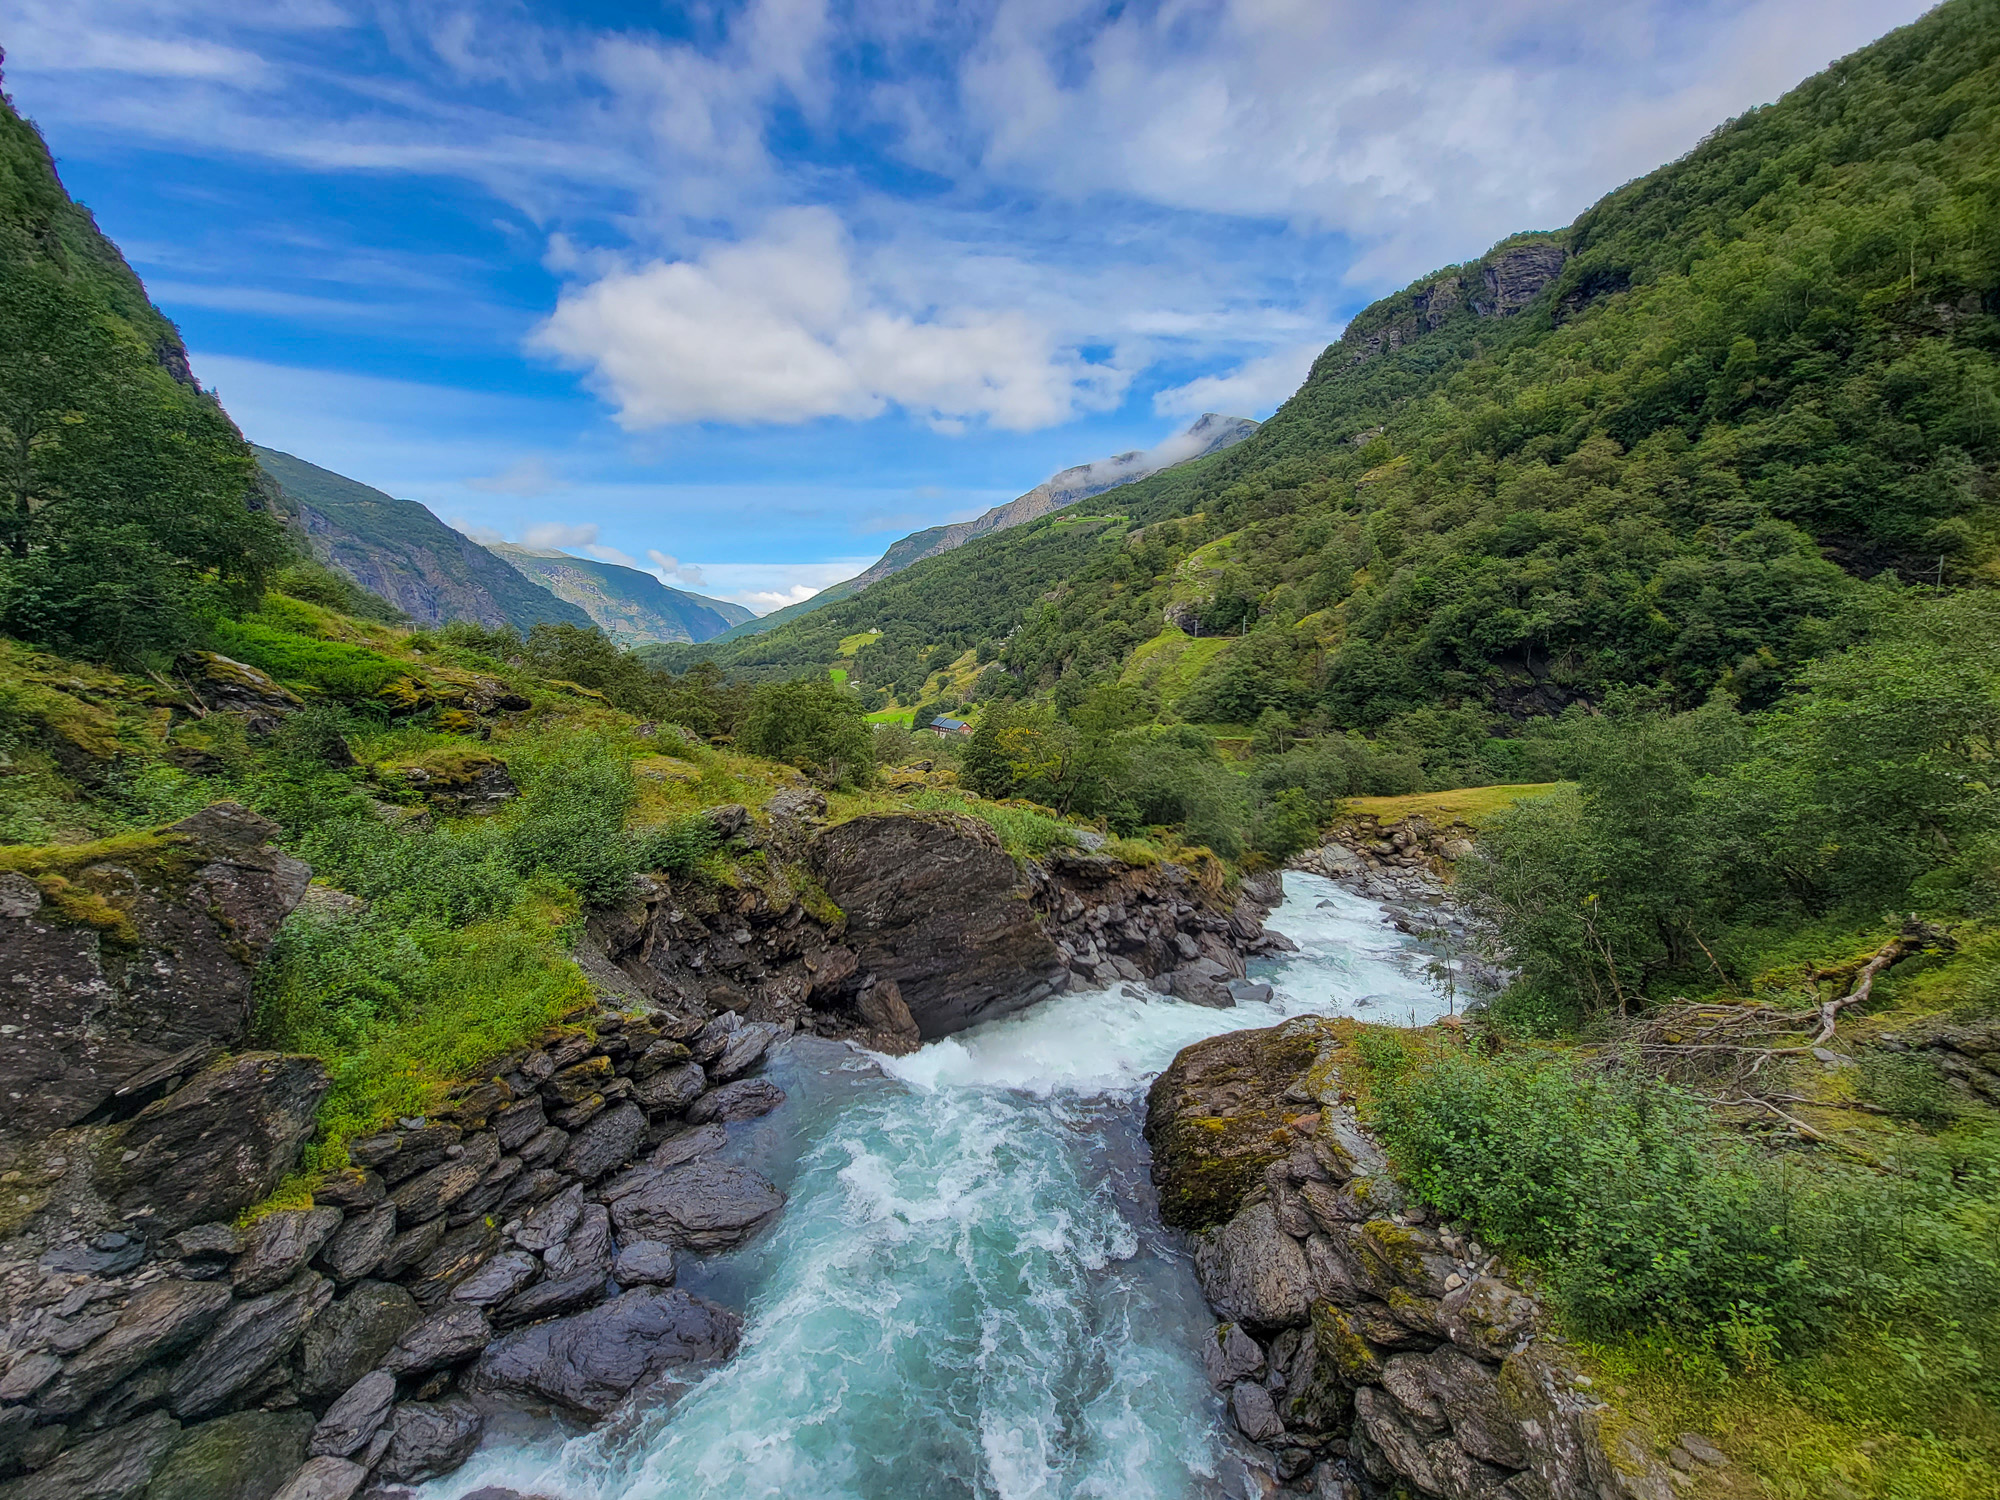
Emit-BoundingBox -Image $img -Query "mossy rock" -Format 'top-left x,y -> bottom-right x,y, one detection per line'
0,828 -> 203,942
1143,1021 -> 1328,1231
149,1408 -> 315,1500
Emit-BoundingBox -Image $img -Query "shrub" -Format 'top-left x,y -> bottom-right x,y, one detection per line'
738,676 -> 873,787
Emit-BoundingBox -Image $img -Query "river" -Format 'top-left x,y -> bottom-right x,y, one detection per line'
422,872 -> 1458,1500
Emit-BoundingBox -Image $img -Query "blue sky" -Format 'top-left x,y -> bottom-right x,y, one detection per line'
3,0 -> 1930,612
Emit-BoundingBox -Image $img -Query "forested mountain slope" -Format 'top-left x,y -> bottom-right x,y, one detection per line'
254,446 -> 593,634
704,412 -> 1258,645
491,542 -> 752,645
0,86 -> 288,660
670,0 -> 1999,729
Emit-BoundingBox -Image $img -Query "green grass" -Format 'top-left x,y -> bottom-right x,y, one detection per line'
1341,782 -> 1567,827
828,666 -> 848,684
1120,627 -> 1235,702
211,618 -> 407,698
908,790 -> 1078,859
865,708 -> 915,727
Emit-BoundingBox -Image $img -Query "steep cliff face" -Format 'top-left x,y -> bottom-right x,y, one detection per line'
0,805 -> 310,1145
253,448 -> 593,634
488,545 -> 751,646
1329,235 -> 1571,372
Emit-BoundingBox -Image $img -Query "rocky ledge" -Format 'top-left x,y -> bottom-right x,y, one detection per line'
1146,1018 -> 1728,1500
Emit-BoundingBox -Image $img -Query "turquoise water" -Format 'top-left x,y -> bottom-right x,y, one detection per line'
424,874 -> 1450,1500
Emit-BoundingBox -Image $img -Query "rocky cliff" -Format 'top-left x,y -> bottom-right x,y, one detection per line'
1146,1018 -> 1726,1500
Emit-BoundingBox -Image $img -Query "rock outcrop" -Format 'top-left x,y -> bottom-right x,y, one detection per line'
0,804 -> 310,1144
1148,1018 -> 1715,1500
0,1007 -> 789,1496
1332,236 -> 1571,372
590,808 -> 1283,1052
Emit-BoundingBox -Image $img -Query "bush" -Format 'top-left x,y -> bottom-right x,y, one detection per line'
210,618 -> 406,699
1360,1033 -> 1809,1342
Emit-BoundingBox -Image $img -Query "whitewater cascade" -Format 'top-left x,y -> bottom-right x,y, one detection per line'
426,873 -> 1458,1500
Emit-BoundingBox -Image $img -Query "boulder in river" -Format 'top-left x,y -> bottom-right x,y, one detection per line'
604,1160 -> 784,1253
469,1286 -> 742,1416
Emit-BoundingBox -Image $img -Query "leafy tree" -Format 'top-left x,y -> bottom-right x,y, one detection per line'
737,677 -> 873,787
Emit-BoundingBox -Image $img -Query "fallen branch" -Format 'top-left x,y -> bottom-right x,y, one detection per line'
1810,918 -> 1956,1045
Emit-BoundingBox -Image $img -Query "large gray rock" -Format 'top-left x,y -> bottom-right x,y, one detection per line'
559,1102 -> 645,1181
612,1240 -> 676,1287
147,1409 -> 315,1500
387,1135 -> 497,1224
0,1409 -> 180,1500
269,1457 -> 367,1500
685,1078 -> 786,1125
380,1303 -> 491,1377
809,813 -> 1069,1037
316,1203 -> 396,1284
450,1251 -> 539,1308
1421,1345 -> 1530,1469
469,1287 -> 741,1416
405,1220 -> 501,1307
103,1053 -> 329,1234
605,1161 -> 784,1253
169,1271 -> 332,1418
235,1207 -> 344,1295
493,1272 -> 606,1327
709,1022 -> 782,1081
34,1278 -> 232,1418
307,1369 -> 397,1459
511,1184 -> 582,1253
294,1281 -> 418,1402
373,1398 -> 483,1485
0,804 -> 310,1143
545,1203 -> 612,1281
647,1123 -> 726,1170
633,1062 -> 705,1114
1193,1202 -> 1314,1332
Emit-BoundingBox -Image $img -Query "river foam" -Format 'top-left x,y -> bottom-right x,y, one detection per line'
423,870 -> 1450,1500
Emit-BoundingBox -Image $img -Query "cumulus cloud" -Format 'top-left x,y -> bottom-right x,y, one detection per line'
530,208 -> 1129,431
1154,344 -> 1324,421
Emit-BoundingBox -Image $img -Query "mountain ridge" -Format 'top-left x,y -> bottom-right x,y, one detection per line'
253,446 -> 594,635
489,543 -> 752,645
706,412 -> 1258,644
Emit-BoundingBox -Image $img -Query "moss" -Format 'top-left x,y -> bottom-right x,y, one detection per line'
0,829 -> 200,942
1313,1300 -> 1386,1381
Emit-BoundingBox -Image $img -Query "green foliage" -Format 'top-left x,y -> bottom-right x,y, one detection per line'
269,561 -> 405,625
0,102 -> 288,665
501,736 -> 643,906
210,617 -> 406,699
520,622 -> 745,735
259,892 -> 588,1158
1464,590 -> 2000,1017
737,676 -> 873,787
1361,1030 -> 2000,1410
637,813 -> 722,879
908,791 -> 1077,860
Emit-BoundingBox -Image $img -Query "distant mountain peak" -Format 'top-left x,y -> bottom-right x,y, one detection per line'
711,412 -> 1259,643
488,543 -> 752,646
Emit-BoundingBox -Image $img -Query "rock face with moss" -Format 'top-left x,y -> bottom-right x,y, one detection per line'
0,804 -> 310,1142
1147,1018 -> 1692,1500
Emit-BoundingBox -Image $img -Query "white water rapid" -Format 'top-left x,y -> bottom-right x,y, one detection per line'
424,872 -> 1458,1500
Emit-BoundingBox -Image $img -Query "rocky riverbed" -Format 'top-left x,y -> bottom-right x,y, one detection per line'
0,799 -> 1283,1499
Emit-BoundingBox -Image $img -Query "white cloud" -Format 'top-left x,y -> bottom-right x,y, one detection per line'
522,521 -> 599,549
449,517 -> 507,545
530,208 -> 1129,431
1154,343 -> 1324,421
671,558 -> 876,613
648,550 -> 708,588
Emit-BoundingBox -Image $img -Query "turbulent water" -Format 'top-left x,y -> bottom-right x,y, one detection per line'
426,873 -> 1456,1500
